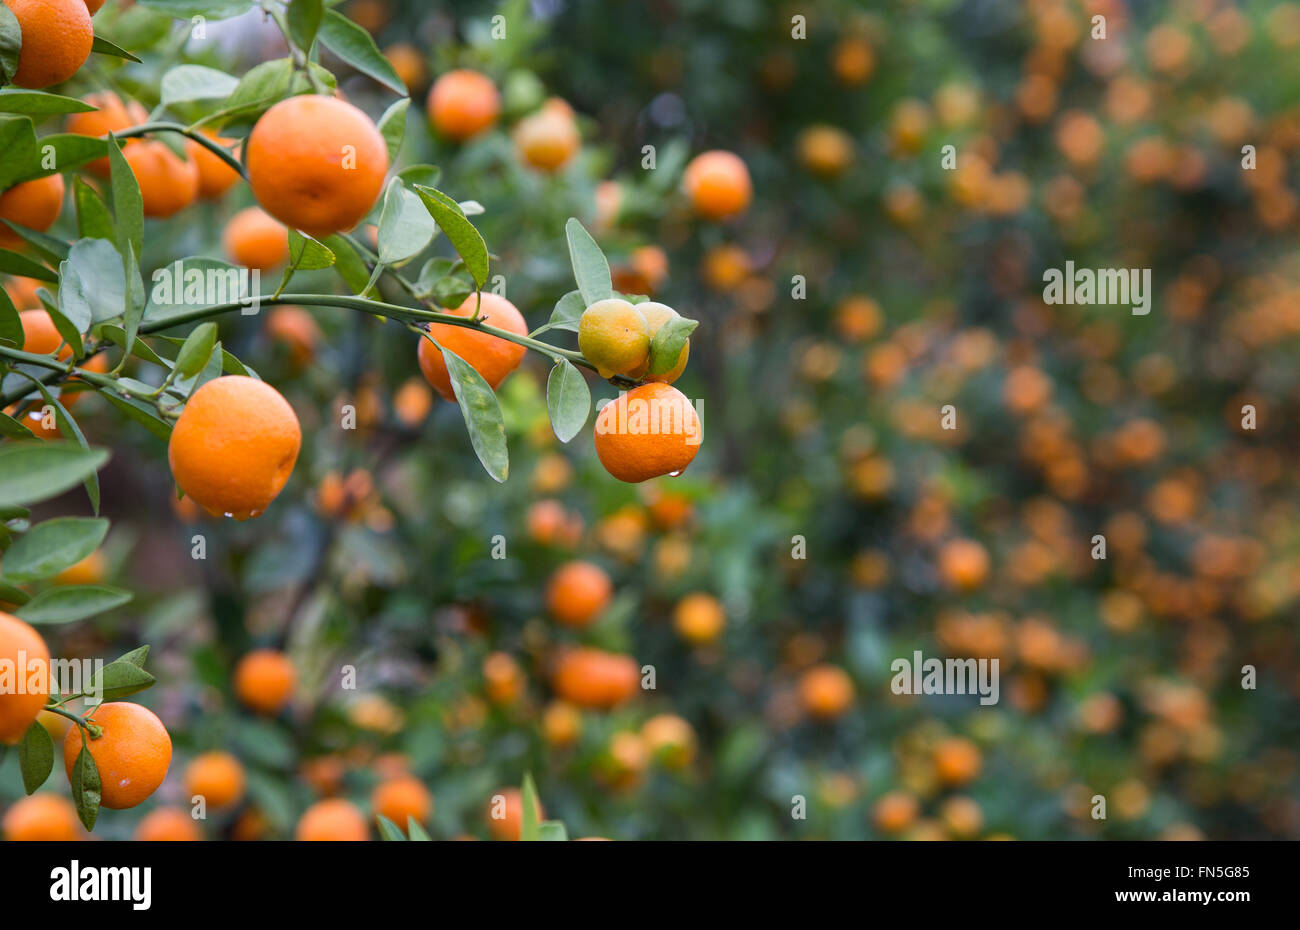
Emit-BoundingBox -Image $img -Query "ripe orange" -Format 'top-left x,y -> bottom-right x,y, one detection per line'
233,648 -> 297,715
124,140 -> 200,218
246,95 -> 389,238
673,592 -> 725,645
551,648 -> 640,709
485,787 -> 541,841
833,36 -> 875,86
393,376 -> 434,427
265,306 -> 322,366
53,549 -> 104,585
134,807 -> 202,841
0,611 -> 50,744
701,243 -> 751,292
682,150 -> 752,221
593,382 -> 702,483
797,125 -> 855,178
17,307 -> 65,356
4,0 -> 93,89
190,132 -> 241,199
798,664 -> 855,719
513,98 -> 580,172
525,499 -> 582,547
371,776 -> 433,830
641,713 -> 696,769
938,538 -> 991,591
65,91 -> 149,176
0,173 -> 65,249
545,560 -> 612,628
933,737 -> 982,786
385,43 -> 426,90
223,206 -> 289,271
62,702 -> 172,809
168,376 -> 301,520
416,292 -> 528,402
873,791 -> 919,834
611,245 -> 669,296
427,69 -> 500,141
184,751 -> 246,808
296,798 -> 368,841
482,651 -> 525,705
3,274 -> 43,308
84,0 -> 106,13
1,793 -> 80,841
541,700 -> 582,747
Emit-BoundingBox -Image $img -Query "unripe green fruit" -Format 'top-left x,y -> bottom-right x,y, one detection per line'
578,298 -> 650,379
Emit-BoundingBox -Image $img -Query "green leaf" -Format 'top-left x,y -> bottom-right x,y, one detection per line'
15,584 -> 132,625
565,217 -> 612,306
0,516 -> 108,583
0,582 -> 30,605
287,0 -> 324,53
647,315 -> 697,376
377,178 -> 436,265
73,177 -> 114,240
0,249 -> 57,282
82,658 -> 155,703
376,815 -> 407,841
287,232 -> 335,271
538,821 -> 569,841
377,97 -> 409,163
0,5 -> 19,88
70,740 -> 101,831
407,818 -> 432,841
318,9 -> 407,94
137,0 -> 255,18
544,289 -> 584,334
520,772 -> 542,841
58,239 -> 127,329
173,322 -> 217,378
0,90 -> 95,115
9,135 -> 107,184
219,57 -> 295,121
107,136 -> 143,261
18,721 -> 54,795
413,186 -> 489,289
0,444 -> 109,509
0,280 -> 20,347
432,337 -> 509,482
0,221 -> 68,266
90,35 -> 142,63
322,235 -> 374,296
0,411 -> 34,439
546,359 -> 590,443
160,65 -> 240,106
0,114 -> 37,191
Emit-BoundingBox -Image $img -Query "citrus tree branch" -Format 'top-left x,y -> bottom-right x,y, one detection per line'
113,122 -> 246,178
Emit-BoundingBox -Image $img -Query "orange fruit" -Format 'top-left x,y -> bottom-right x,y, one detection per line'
541,701 -> 582,747
798,664 -> 855,719
525,498 -> 581,547
700,243 -> 751,292
124,140 -> 200,218
416,292 -> 527,401
223,206 -> 289,271
485,787 -> 540,841
682,150 -> 752,220
84,0 -> 106,13
393,376 -> 434,427
833,36 -> 874,86
427,69 -> 500,141
593,382 -> 702,483
513,98 -> 580,172
3,274 -> 43,308
797,125 -> 855,178
1,794 -> 81,841
265,306 -> 322,366
184,751 -> 246,808
938,538 -> 991,591
933,737 -> 982,786
551,648 -> 640,710
0,611 -> 50,744
545,560 -> 613,628
53,549 -> 104,585
300,755 -> 347,797
246,95 -> 389,238
385,43 -> 426,90
65,91 -> 149,176
190,132 -> 241,199
134,807 -> 202,841
4,0 -> 93,89
233,648 -> 297,715
296,798 -> 368,841
62,702 -> 172,809
0,173 -> 65,249
578,298 -> 650,380
17,307 -> 66,356
873,791 -> 919,834
641,713 -> 696,769
672,592 -> 725,645
168,376 -> 301,520
371,776 -> 433,830
611,245 -> 669,296
482,651 -> 525,705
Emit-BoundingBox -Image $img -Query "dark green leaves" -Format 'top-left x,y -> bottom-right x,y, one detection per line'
565,218 -> 613,306
18,722 -> 54,795
107,135 -> 143,261
83,647 -> 156,703
173,322 -> 218,379
0,444 -> 109,509
546,359 -> 590,443
0,516 -> 108,583
432,337 -> 508,482
16,584 -> 133,625
648,316 -> 698,376
318,9 -> 407,94
378,98 -> 410,163
287,0 -> 324,53
376,815 -> 406,841
413,185 -> 489,289
70,738 -> 101,830
0,90 -> 96,116
0,5 -> 19,86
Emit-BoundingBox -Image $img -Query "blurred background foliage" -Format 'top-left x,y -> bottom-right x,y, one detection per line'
4,0 -> 1300,840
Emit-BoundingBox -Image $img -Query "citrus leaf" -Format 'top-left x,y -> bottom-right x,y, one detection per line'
546,358 -> 590,443
318,9 -> 407,94
376,815 -> 407,841
0,444 -> 109,509
70,741 -> 100,831
413,185 -> 489,289
647,315 -> 697,376
377,178 -> 435,265
520,772 -> 542,841
434,337 -> 508,482
173,322 -> 217,378
565,217 -> 612,306
15,584 -> 133,625
0,516 -> 108,583
17,721 -> 53,795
